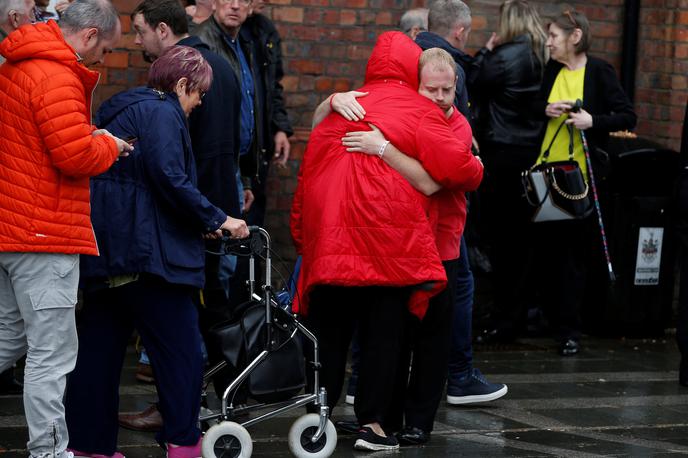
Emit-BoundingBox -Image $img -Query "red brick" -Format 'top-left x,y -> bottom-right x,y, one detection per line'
273,7 -> 304,23
314,77 -> 333,91
331,0 -> 366,6
288,59 -> 324,74
104,51 -> 129,69
119,14 -> 131,34
340,10 -> 357,25
282,75 -> 299,92
375,11 -> 393,26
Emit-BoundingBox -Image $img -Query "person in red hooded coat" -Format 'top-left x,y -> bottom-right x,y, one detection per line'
290,31 -> 482,451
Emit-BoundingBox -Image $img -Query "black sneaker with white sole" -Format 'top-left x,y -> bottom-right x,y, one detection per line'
353,426 -> 400,451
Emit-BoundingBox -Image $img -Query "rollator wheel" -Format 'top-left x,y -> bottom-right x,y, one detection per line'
288,413 -> 337,458
202,421 -> 253,458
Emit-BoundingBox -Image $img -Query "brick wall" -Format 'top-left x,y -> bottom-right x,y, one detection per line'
98,0 -> 687,270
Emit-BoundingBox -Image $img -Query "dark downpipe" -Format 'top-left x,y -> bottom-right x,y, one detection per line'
620,0 -> 640,104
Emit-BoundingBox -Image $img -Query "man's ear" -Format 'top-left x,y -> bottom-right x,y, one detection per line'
84,27 -> 99,45
157,21 -> 169,39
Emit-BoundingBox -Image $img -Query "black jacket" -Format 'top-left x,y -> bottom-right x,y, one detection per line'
471,35 -> 544,148
179,35 -> 241,218
533,56 -> 637,175
244,13 -> 293,153
194,16 -> 262,182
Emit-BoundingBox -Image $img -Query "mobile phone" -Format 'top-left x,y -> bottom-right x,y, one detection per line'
124,135 -> 138,145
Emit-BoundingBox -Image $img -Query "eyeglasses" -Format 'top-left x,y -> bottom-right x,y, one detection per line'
563,10 -> 578,27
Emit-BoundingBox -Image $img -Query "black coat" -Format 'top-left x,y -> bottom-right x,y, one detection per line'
180,35 -> 241,218
471,35 -> 544,148
194,16 -> 262,182
532,56 -> 637,175
244,13 -> 293,151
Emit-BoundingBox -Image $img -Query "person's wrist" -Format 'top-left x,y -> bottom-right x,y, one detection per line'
329,93 -> 337,111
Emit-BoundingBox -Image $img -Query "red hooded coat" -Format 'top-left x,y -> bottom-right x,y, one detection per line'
291,32 -> 483,319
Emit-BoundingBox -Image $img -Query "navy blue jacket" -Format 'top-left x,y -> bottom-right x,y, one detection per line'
81,87 -> 227,288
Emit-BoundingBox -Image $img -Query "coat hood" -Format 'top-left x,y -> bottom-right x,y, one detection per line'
364,31 -> 420,88
0,21 -> 77,65
95,87 -> 176,128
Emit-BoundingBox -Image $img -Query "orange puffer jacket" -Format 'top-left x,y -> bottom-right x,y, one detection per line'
0,21 -> 119,255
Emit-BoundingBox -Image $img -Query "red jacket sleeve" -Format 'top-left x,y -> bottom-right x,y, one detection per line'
31,70 -> 119,179
414,109 -> 483,192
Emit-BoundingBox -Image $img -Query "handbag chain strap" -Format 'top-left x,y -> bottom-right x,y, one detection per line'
548,170 -> 589,200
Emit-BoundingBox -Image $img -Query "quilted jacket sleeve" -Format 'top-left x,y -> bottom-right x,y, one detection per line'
415,110 -> 483,191
31,70 -> 119,178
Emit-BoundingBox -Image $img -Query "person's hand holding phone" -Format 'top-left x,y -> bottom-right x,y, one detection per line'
93,129 -> 134,158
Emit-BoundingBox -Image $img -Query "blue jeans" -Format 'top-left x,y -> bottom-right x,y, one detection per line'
448,236 -> 474,381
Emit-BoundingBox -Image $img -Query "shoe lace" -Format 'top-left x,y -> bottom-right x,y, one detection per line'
471,369 -> 489,385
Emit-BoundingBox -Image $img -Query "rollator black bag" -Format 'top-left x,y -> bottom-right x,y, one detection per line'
209,301 -> 306,404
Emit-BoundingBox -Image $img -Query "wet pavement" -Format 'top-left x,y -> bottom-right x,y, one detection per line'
2,337 -> 688,457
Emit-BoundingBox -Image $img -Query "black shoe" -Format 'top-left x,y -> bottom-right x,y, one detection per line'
334,420 -> 360,434
559,339 -> 579,356
0,368 -> 22,395
680,358 -> 688,387
396,426 -> 430,446
353,426 -> 399,451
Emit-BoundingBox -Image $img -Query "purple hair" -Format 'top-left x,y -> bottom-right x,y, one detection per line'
148,45 -> 213,94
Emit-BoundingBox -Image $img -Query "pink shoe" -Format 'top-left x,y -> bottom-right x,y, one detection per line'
67,449 -> 125,458
167,438 -> 202,458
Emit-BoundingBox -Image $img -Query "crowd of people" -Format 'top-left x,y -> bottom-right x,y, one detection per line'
0,0 -> 651,456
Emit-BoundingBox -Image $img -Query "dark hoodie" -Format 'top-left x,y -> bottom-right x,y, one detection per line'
80,87 -> 226,289
290,32 -> 482,319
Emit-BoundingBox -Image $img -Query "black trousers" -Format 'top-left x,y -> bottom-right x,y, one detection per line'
65,276 -> 203,454
385,259 -> 458,433
306,285 -> 410,427
479,143 -> 540,336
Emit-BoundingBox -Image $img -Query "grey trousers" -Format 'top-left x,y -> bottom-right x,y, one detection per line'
0,252 -> 79,458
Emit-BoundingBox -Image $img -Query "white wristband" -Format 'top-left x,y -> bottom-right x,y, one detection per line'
378,140 -> 390,159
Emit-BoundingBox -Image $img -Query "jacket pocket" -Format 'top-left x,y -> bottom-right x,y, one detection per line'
159,223 -> 205,270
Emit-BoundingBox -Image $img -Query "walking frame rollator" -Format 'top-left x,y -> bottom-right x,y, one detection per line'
200,226 -> 337,458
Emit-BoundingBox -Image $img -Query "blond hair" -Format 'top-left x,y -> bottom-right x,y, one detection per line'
418,47 -> 457,79
498,0 -> 548,66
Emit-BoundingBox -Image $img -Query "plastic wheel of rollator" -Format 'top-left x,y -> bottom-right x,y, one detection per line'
202,421 -> 252,458
288,413 -> 337,458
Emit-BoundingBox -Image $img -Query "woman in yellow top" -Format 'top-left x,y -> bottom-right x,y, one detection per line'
532,10 -> 636,356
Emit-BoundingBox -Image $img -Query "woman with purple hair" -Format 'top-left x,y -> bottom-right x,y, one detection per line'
63,45 -> 248,458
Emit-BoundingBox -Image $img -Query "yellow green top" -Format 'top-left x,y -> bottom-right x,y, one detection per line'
537,66 -> 587,178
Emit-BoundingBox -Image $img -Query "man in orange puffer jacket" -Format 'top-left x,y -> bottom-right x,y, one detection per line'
0,1 -> 132,456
